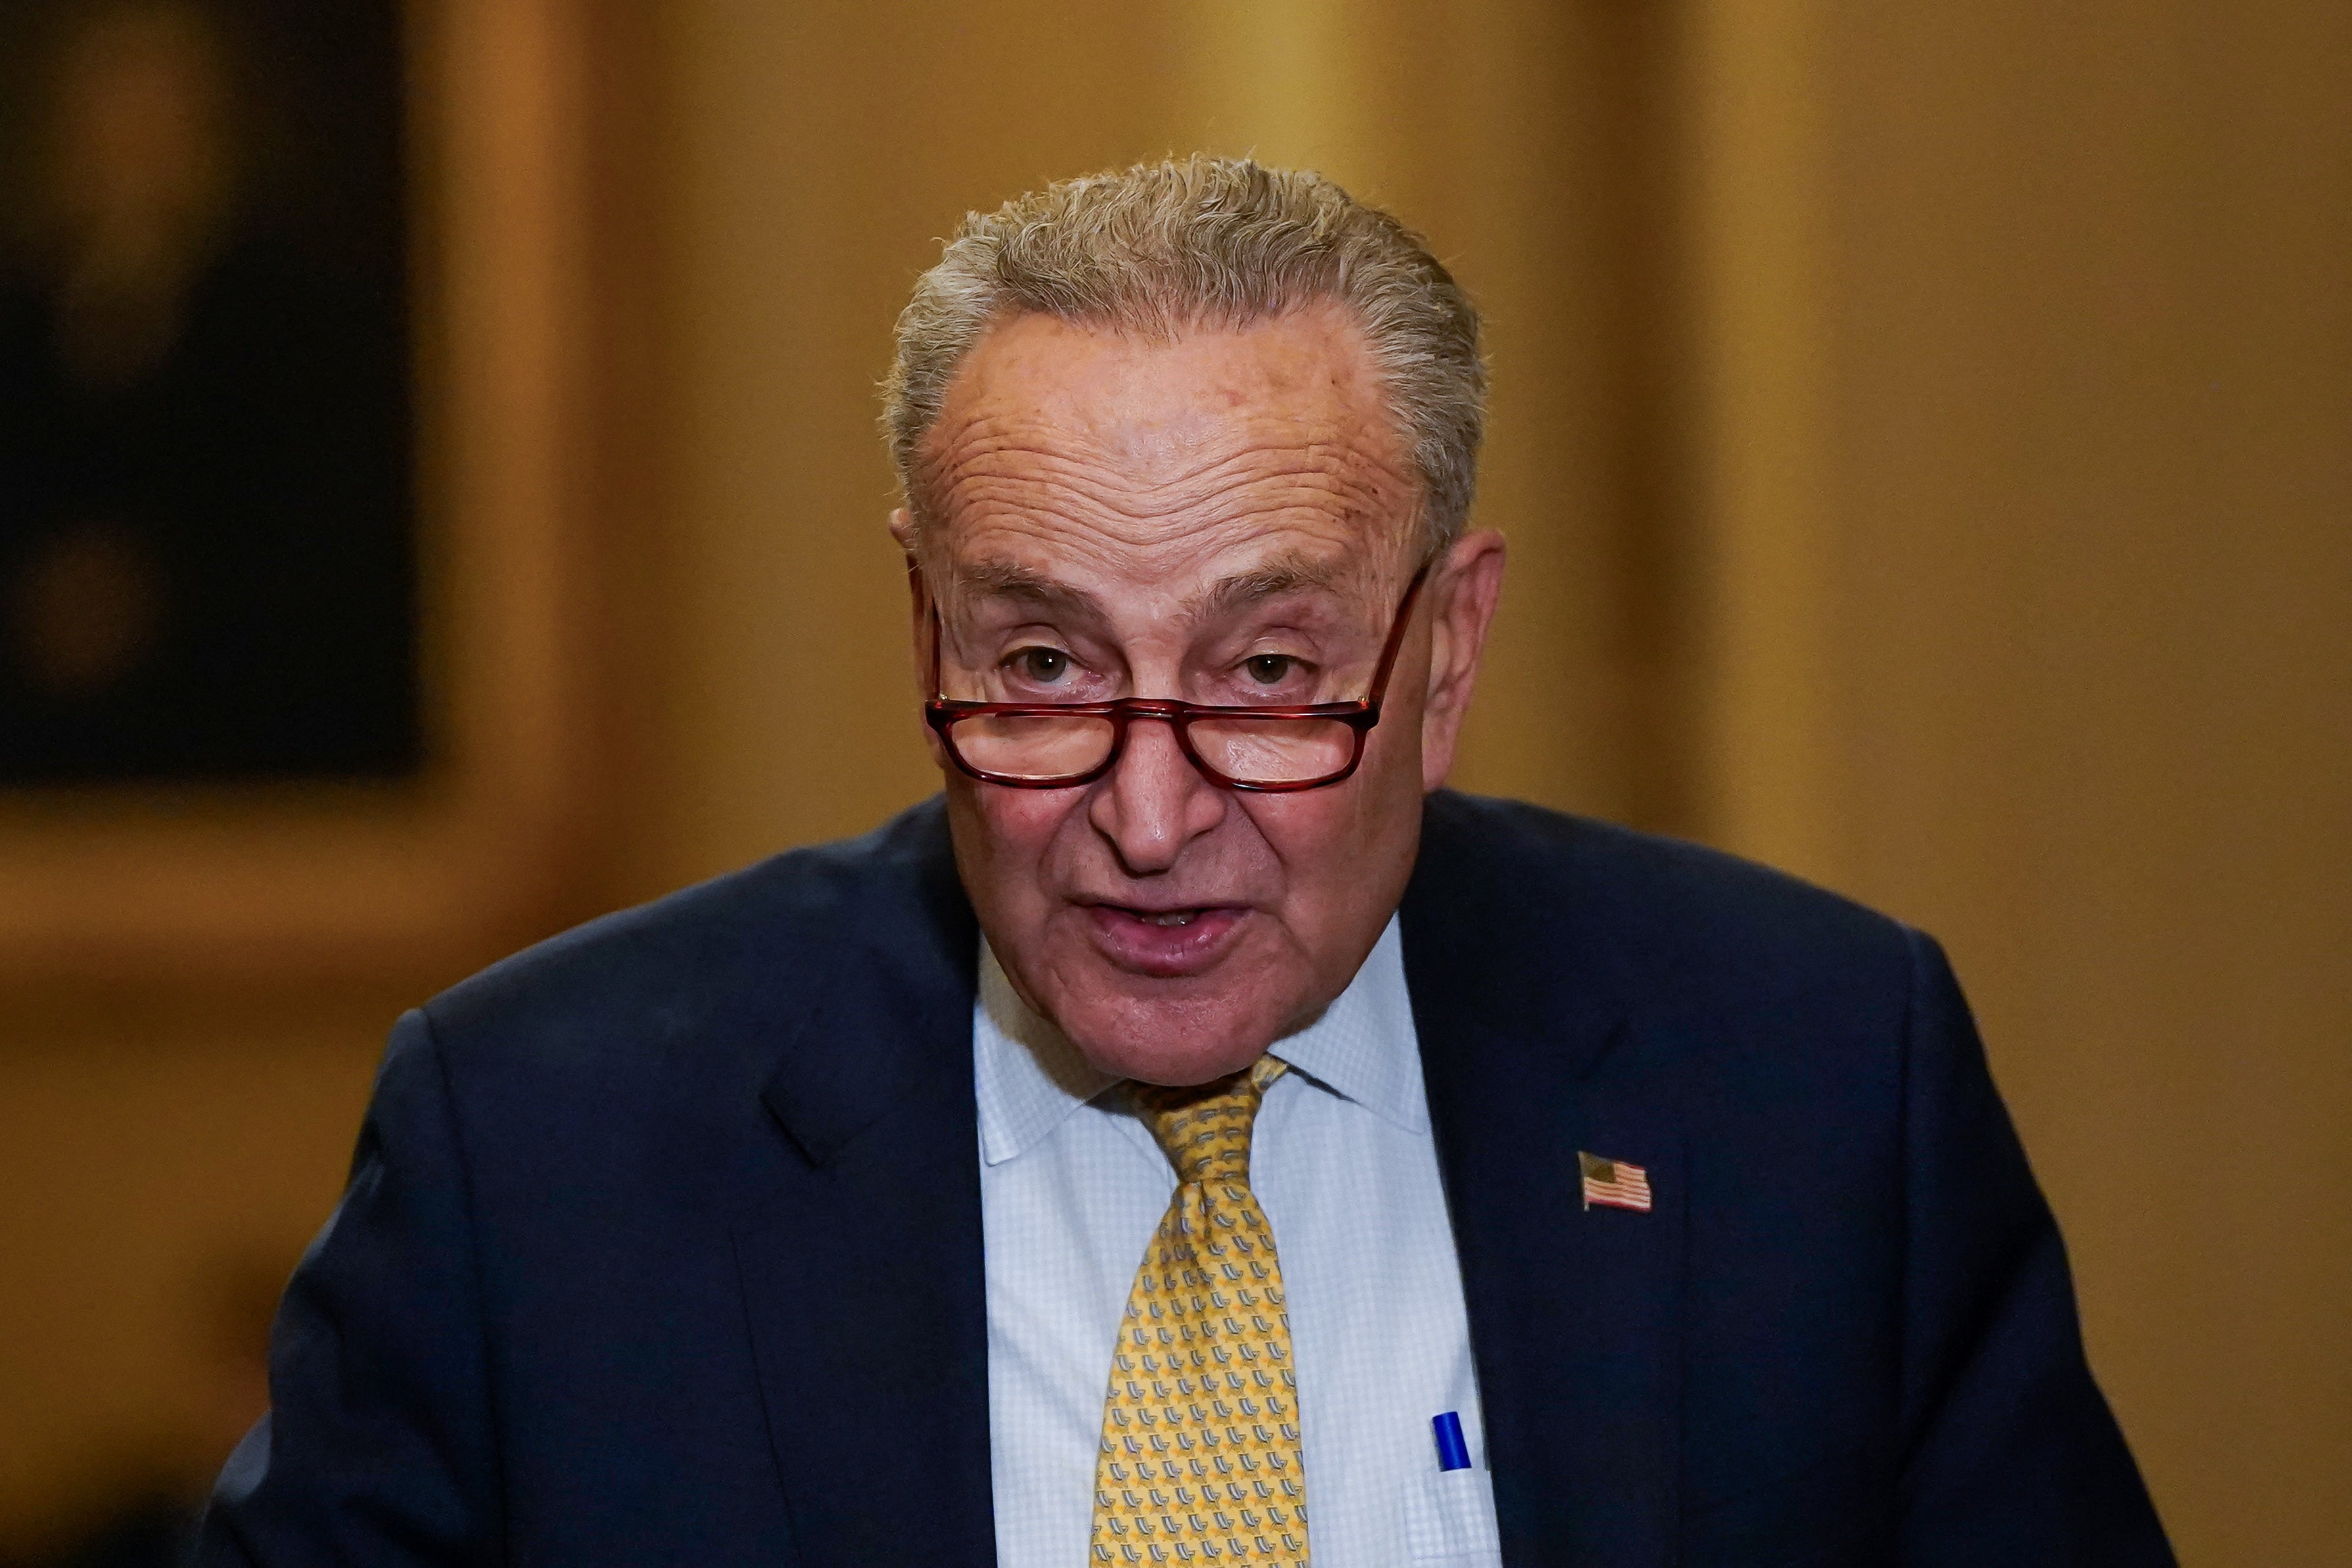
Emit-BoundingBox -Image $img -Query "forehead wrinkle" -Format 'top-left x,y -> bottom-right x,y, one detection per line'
931,404 -> 1411,529
1161,468 -> 1402,549
942,423 -> 1389,492
912,300 -> 1426,524
942,460 -> 1195,532
940,446 -> 1408,559
1097,405 -> 1404,484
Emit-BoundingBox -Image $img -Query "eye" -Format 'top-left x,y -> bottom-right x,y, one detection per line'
1009,646 -> 1072,683
1244,654 -> 1298,685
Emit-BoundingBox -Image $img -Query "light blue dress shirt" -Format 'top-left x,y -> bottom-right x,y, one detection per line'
976,915 -> 1505,1567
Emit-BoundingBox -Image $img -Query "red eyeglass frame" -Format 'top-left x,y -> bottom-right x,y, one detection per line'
922,559 -> 1434,792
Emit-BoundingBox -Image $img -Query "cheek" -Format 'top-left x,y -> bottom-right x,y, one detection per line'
1237,787 -> 1378,900
956,780 -> 1087,900
1237,750 -> 1421,923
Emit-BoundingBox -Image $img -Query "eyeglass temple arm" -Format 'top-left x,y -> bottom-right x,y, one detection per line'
1363,559 -> 1436,703
910,557 -> 946,698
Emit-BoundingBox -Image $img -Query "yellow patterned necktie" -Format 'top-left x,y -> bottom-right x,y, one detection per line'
1090,1055 -> 1308,1566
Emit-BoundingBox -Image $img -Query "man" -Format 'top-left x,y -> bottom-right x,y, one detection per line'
201,158 -> 2171,1566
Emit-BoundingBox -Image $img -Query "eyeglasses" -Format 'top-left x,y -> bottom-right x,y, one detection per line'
924,561 -> 1433,792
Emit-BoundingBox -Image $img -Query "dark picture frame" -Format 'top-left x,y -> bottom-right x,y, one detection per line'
0,0 -> 608,988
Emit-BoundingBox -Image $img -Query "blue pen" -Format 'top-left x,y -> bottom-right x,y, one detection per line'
1431,1410 -> 1471,1472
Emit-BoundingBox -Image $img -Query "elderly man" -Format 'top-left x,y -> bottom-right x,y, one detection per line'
201,159 -> 2170,1567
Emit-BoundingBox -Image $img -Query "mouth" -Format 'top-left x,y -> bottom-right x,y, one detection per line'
1078,901 -> 1251,978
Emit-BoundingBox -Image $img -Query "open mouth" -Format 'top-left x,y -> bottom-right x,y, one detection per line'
1097,903 -> 1232,929
1082,902 -> 1249,977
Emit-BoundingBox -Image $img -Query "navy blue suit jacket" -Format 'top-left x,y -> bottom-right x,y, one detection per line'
200,793 -> 2171,1566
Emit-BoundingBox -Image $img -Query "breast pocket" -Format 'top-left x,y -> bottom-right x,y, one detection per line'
1402,1468 -> 1504,1566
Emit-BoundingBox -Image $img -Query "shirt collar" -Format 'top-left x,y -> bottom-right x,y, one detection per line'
974,942 -> 1120,1166
974,911 -> 1425,1167
1265,915 -> 1425,1134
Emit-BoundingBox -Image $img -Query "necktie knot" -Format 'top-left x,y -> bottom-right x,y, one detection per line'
1132,1055 -> 1286,1187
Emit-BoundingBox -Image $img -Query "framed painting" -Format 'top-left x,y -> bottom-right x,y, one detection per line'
0,0 -> 612,989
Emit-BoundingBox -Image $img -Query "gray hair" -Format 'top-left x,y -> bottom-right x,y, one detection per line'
881,156 -> 1487,553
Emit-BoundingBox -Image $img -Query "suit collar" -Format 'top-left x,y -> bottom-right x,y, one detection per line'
1403,792 -> 1636,1082
754,798 -> 980,1167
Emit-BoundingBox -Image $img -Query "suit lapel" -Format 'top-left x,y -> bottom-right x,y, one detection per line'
1406,794 -> 1684,1568
731,807 -> 998,1567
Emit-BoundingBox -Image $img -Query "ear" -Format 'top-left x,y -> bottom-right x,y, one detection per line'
1419,528 -> 1508,792
894,507 -> 929,653
894,508 -> 950,769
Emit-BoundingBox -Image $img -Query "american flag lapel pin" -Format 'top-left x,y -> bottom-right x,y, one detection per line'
1579,1151 -> 1653,1212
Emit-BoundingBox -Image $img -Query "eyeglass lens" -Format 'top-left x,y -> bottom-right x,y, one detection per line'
948,710 -> 1359,786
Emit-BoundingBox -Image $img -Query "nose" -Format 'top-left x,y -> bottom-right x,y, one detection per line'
1087,714 -> 1226,876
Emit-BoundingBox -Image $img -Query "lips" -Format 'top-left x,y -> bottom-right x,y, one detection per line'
1080,901 -> 1250,978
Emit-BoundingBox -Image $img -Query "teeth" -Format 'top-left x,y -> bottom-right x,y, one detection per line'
1144,910 -> 1196,928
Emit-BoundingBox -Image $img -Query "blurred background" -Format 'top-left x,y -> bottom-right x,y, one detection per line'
1,0 -> 2343,1562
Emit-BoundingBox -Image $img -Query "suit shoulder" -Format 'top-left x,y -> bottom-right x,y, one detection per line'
417,798 -> 967,1060
1417,791 -> 1919,999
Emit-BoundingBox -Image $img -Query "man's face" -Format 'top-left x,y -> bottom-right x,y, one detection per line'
900,305 -> 1504,1086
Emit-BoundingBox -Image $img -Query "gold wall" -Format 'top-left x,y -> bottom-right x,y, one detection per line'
1714,3 -> 2352,1554
1,1 -> 2343,1560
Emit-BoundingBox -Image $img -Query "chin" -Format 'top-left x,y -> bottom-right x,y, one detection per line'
1053,988 -> 1297,1087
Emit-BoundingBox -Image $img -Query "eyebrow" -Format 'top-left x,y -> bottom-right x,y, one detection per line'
950,550 -> 1347,626
950,559 -> 1102,620
1188,552 -> 1344,622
